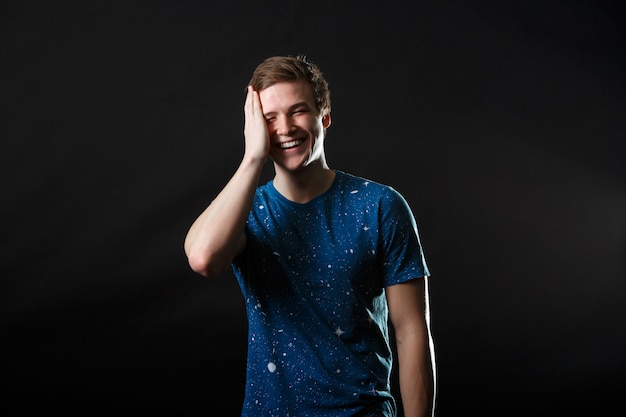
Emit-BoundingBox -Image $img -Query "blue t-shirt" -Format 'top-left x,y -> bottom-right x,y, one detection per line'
232,170 -> 430,416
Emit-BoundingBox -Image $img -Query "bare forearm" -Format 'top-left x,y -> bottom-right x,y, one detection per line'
184,156 -> 264,277
396,331 -> 435,417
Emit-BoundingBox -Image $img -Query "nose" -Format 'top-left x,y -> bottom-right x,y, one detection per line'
275,115 -> 294,136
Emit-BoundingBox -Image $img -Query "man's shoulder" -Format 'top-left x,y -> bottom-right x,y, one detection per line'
334,170 -> 395,194
254,179 -> 275,196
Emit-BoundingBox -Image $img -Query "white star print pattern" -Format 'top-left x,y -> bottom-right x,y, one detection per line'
334,326 -> 346,338
231,170 -> 430,416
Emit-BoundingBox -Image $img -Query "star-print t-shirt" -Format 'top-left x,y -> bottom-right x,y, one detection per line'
232,170 -> 430,416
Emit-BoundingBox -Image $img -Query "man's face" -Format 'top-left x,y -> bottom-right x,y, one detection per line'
259,80 -> 331,172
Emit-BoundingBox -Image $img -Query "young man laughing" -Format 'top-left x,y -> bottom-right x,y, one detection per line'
184,55 -> 435,417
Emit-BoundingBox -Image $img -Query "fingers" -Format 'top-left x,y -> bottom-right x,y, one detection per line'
243,86 -> 270,162
244,86 -> 267,134
245,85 -> 263,118
244,85 -> 251,109
244,86 -> 257,125
244,86 -> 253,121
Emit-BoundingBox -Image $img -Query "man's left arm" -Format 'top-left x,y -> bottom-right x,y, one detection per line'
386,277 -> 436,417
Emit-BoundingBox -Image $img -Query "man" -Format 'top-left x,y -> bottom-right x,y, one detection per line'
184,55 -> 435,416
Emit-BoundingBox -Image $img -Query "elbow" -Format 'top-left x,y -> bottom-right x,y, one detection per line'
186,250 -> 229,279
185,233 -> 243,279
187,252 -> 211,278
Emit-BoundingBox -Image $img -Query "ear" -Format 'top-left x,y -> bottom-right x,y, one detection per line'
322,112 -> 331,129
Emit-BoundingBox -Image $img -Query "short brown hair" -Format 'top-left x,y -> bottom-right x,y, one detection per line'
248,55 -> 331,117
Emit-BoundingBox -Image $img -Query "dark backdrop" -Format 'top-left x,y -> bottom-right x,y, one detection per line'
2,1 -> 624,415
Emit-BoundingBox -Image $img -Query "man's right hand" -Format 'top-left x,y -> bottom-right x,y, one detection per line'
243,86 -> 270,164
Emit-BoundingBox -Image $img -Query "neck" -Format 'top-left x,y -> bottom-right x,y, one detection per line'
273,160 -> 335,204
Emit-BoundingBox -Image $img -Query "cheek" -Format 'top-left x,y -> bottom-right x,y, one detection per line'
306,117 -> 323,133
267,124 -> 280,138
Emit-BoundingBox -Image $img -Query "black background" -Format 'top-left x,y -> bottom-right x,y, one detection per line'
2,1 -> 625,415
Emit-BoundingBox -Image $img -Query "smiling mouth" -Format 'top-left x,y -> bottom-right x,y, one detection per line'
279,140 -> 302,149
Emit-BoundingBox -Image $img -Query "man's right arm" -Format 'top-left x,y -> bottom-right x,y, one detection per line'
184,87 -> 269,278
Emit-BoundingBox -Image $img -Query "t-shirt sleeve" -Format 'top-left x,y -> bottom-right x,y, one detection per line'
379,187 -> 430,286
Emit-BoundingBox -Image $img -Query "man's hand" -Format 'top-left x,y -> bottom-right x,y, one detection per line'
243,86 -> 270,164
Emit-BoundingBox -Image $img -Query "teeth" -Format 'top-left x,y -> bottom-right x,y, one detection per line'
280,140 -> 301,149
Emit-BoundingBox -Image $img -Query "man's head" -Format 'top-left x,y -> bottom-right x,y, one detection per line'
248,55 -> 331,118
